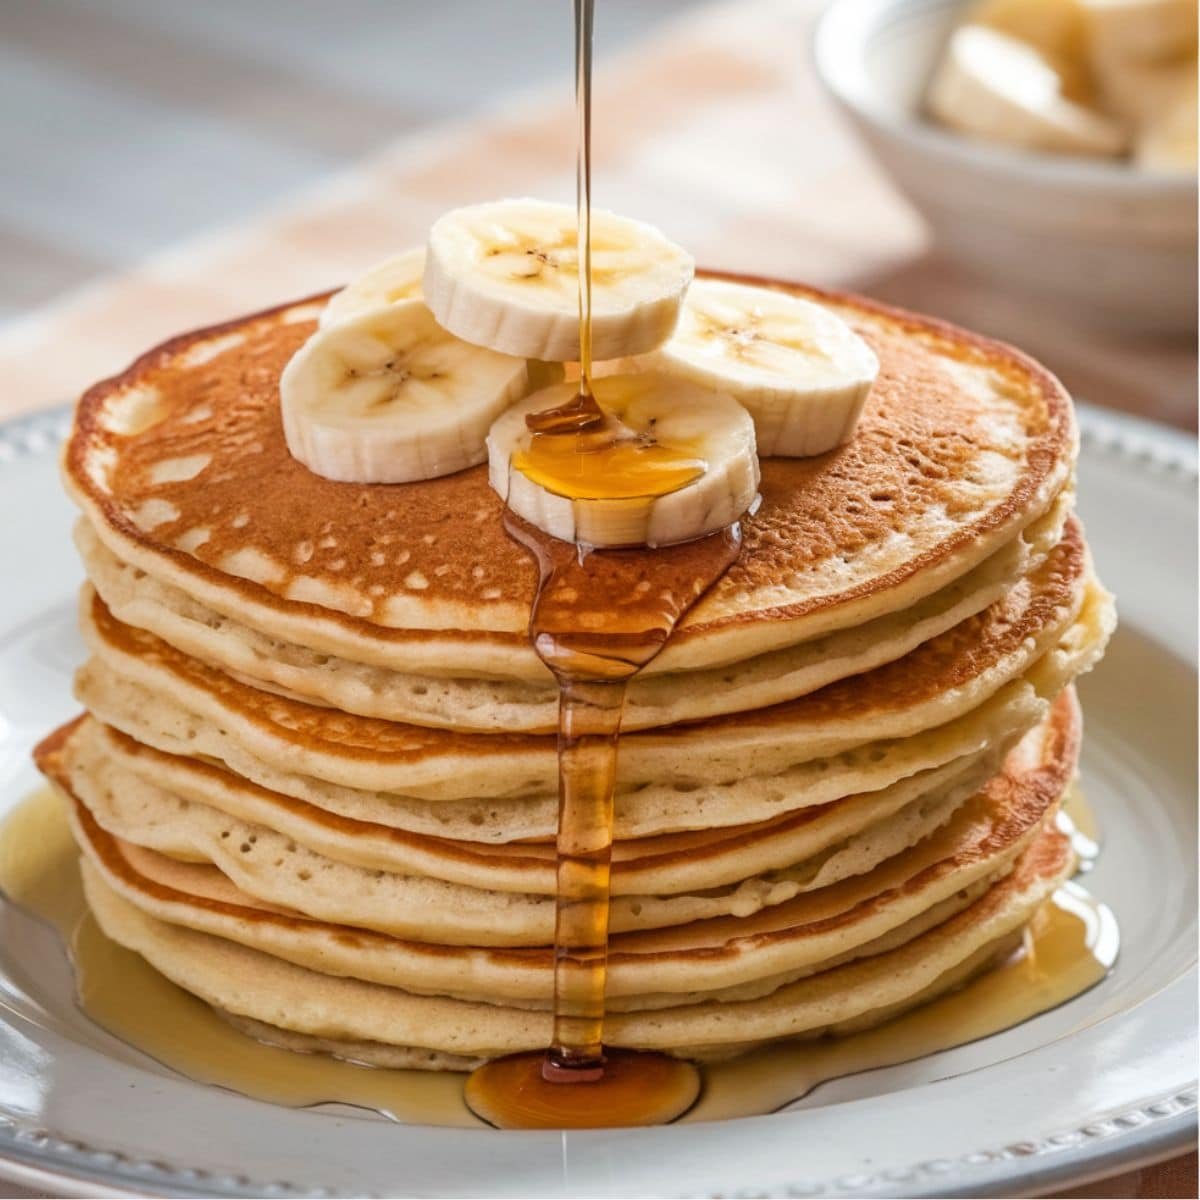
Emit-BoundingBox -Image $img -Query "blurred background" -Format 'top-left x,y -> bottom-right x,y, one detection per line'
0,0 -> 1194,427
0,0 -> 698,320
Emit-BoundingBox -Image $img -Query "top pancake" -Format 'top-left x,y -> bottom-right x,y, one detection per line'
64,274 -> 1077,677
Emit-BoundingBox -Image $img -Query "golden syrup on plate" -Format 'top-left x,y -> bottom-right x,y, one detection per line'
465,1046 -> 701,1131
690,881 -> 1119,1122
0,789 -> 477,1127
0,789 -> 1117,1128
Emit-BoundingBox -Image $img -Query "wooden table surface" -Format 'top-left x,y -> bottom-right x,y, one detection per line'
0,2 -> 1193,1196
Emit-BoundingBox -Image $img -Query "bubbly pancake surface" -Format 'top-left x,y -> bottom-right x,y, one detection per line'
63,275 -> 1077,676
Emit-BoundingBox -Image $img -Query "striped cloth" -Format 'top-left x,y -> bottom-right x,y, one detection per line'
0,2 -> 1194,1190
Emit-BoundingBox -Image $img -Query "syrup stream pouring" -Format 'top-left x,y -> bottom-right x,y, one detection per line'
463,0 -> 718,1128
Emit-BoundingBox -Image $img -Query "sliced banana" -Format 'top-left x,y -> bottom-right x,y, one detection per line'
423,198 -> 694,362
1093,50 -> 1195,125
644,279 -> 878,458
319,247 -> 425,329
1089,49 -> 1197,170
319,247 -> 564,387
927,25 -> 1128,156
1135,64 -> 1198,170
969,0 -> 1093,101
487,374 -> 759,548
282,300 -> 531,484
1080,0 -> 1198,66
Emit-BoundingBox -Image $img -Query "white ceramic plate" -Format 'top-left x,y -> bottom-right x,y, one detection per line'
0,403 -> 1195,1199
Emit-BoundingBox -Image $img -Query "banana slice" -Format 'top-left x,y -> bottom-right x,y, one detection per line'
282,300 -> 531,484
968,0 -> 1093,101
319,247 -> 425,329
1136,64 -> 1198,170
1080,0 -> 1198,66
487,374 -> 759,548
423,198 -> 694,362
644,279 -> 878,458
927,25 -> 1128,156
1093,50 -> 1194,125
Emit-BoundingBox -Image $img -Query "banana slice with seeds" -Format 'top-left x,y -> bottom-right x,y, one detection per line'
282,300 -> 531,484
488,374 -> 759,548
645,278 -> 879,458
319,246 -> 425,329
423,198 -> 694,362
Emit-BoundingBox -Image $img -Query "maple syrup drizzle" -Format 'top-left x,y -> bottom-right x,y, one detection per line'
463,519 -> 738,1127
0,787 -> 1116,1129
516,0 -> 706,503
521,0 -> 604,446
515,377 -> 708,501
575,0 -> 595,405
463,1 -> 752,1125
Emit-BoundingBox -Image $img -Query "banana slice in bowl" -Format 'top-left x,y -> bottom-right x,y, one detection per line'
319,246 -> 425,329
282,299 -> 531,484
424,198 -> 694,362
488,374 -> 759,548
645,278 -> 879,458
927,24 -> 1128,157
1081,0 -> 1198,67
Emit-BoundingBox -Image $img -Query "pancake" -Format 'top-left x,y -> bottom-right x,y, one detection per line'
62,275 -> 1077,681
47,688 -> 1077,999
72,661 -> 1046,841
74,487 -> 1073,732
66,716 -> 999,900
72,574 -> 1111,845
73,521 -> 1093,803
51,721 -> 1009,943
79,826 -> 1074,1062
216,920 -> 1026,1071
65,763 -> 1060,1008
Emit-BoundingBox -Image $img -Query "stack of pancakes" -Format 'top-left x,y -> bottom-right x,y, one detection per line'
36,278 -> 1114,1070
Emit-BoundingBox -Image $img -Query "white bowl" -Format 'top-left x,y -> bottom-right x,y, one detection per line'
813,0 -> 1197,334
